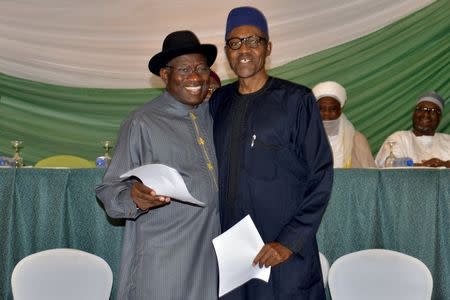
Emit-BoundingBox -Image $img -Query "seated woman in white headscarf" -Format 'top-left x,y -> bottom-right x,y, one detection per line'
313,81 -> 375,168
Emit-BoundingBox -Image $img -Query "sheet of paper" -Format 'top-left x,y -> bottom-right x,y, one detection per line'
212,215 -> 270,297
120,163 -> 205,206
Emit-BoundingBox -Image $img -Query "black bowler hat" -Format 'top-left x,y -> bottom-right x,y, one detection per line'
148,30 -> 217,76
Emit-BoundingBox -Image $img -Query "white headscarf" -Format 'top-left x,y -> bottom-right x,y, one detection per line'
312,81 -> 347,107
313,81 -> 354,168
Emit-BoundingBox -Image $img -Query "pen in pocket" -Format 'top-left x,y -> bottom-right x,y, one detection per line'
251,134 -> 256,148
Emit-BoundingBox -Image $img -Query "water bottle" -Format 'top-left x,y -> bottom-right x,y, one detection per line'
96,140 -> 112,168
392,157 -> 414,167
95,156 -> 111,168
0,156 -> 13,167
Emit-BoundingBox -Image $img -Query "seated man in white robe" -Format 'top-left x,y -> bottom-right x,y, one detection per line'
313,81 -> 375,168
375,91 -> 450,168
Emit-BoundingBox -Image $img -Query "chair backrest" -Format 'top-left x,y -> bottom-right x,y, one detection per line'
319,251 -> 330,288
11,248 -> 113,300
34,155 -> 95,168
328,249 -> 433,300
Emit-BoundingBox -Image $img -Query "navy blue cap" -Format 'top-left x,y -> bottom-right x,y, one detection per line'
225,6 -> 269,40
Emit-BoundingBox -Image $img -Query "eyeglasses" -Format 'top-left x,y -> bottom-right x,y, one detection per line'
226,35 -> 267,50
165,65 -> 210,76
415,106 -> 441,116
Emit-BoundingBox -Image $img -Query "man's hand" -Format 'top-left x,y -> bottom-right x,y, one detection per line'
131,182 -> 170,210
253,242 -> 293,268
421,158 -> 448,168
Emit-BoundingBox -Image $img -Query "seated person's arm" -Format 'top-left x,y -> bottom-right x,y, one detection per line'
419,158 -> 450,168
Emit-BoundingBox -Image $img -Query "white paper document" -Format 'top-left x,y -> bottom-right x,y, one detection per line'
120,163 -> 205,206
212,215 -> 271,297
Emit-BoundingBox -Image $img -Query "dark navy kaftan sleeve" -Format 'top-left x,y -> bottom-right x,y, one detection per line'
275,89 -> 333,255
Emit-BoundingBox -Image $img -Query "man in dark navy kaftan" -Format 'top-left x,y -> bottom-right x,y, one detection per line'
210,6 -> 333,300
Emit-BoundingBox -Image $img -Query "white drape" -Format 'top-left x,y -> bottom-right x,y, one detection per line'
0,0 -> 433,88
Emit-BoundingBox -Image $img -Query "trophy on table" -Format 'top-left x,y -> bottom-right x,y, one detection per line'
384,141 -> 397,168
96,140 -> 113,168
11,140 -> 24,168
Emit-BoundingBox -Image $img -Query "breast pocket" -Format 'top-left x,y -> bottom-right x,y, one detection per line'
244,133 -> 283,181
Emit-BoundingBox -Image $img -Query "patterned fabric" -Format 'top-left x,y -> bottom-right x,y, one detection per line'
96,91 -> 220,300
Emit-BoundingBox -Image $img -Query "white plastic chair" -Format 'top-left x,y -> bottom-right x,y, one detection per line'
11,248 -> 113,300
319,252 -> 330,288
328,249 -> 433,300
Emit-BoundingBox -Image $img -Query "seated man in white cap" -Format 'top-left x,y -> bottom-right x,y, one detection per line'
375,91 -> 450,168
313,81 -> 375,168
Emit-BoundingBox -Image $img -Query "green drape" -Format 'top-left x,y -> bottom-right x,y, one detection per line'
0,168 -> 124,299
0,0 -> 448,165
0,81 -> 163,164
1,168 -> 449,300
317,168 -> 450,300
270,0 -> 449,151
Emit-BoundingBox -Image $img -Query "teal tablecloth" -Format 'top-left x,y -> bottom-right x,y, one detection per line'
1,168 -> 449,299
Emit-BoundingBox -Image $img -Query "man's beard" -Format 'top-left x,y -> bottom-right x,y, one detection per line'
413,124 -> 435,136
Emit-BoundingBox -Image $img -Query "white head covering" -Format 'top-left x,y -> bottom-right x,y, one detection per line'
416,91 -> 444,112
312,81 -> 347,107
312,81 -> 354,168
325,115 -> 355,168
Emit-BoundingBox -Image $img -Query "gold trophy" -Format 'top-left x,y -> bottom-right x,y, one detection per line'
11,140 -> 24,168
384,141 -> 397,168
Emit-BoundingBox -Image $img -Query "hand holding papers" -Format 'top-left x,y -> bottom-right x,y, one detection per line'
212,215 -> 270,297
120,163 -> 205,206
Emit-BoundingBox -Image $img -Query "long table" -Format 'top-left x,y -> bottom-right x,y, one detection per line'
1,168 -> 449,299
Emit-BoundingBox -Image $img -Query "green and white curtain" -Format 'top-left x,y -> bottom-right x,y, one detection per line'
0,0 -> 448,165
